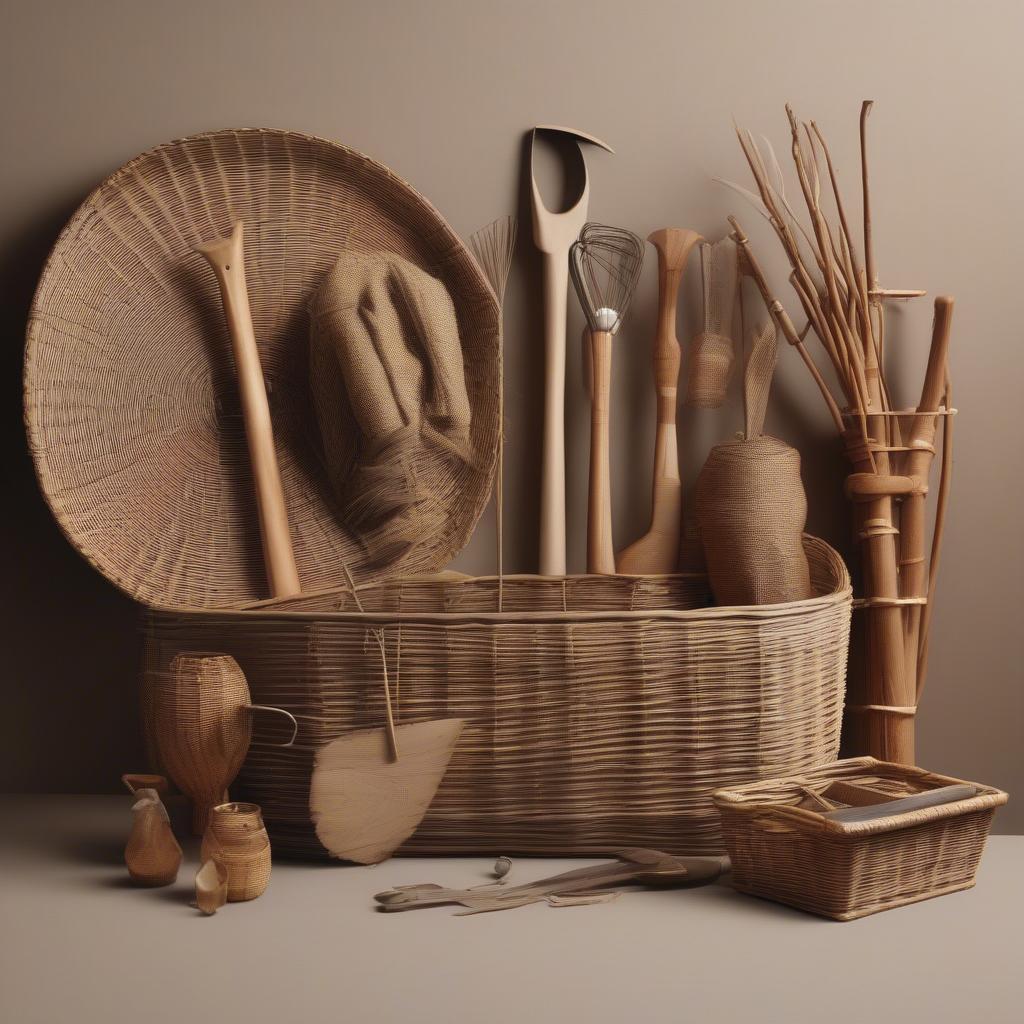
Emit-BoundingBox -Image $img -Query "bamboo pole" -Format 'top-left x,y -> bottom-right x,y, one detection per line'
727,102 -> 953,766
901,297 -> 954,695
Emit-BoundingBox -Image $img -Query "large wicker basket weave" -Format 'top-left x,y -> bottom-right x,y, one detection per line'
24,128 -> 501,608
713,757 -> 1008,920
142,537 -> 851,858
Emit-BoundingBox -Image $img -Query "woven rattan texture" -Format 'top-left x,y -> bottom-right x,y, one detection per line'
147,653 -> 252,834
142,538 -> 851,858
201,802 -> 271,901
714,758 -> 1007,920
24,128 -> 500,608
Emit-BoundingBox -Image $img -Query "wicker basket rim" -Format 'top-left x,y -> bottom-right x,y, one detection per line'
711,756 -> 1008,838
24,126 -> 500,609
146,537 -> 850,622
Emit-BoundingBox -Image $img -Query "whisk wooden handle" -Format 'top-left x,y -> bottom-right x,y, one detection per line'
588,330 -> 615,574
195,221 -> 301,599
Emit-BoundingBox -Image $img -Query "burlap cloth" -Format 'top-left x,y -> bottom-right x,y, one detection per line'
694,320 -> 811,605
309,251 -> 475,564
695,435 -> 811,605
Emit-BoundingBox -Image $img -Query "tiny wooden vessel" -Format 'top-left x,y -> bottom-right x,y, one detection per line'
125,788 -> 182,887
201,802 -> 272,901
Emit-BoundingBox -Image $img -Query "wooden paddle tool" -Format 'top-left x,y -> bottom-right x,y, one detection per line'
195,221 -> 301,599
617,228 -> 703,574
530,126 -> 614,575
197,222 -> 463,865
374,849 -> 726,915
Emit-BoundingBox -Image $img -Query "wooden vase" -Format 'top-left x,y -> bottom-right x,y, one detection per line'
154,653 -> 253,834
125,788 -> 182,887
201,802 -> 271,901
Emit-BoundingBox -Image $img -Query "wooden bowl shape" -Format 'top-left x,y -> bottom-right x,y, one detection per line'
24,128 -> 500,608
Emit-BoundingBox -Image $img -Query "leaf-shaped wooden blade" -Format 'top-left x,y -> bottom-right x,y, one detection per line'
195,858 -> 228,916
310,719 -> 465,865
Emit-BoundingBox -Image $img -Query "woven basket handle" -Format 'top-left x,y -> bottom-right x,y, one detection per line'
743,320 -> 778,440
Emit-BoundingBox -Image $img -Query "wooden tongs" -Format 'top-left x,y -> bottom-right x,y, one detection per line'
374,849 -> 726,915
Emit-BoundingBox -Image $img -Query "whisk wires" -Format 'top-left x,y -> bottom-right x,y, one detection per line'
570,222 -> 644,333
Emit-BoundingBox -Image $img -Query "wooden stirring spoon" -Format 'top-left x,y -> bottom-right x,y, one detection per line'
617,228 -> 703,574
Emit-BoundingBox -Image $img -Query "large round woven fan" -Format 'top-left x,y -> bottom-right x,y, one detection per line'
25,129 -> 500,608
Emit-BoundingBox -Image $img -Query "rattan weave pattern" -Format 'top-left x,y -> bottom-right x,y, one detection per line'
201,801 -> 272,901
714,757 -> 1007,919
142,537 -> 851,858
24,128 -> 500,608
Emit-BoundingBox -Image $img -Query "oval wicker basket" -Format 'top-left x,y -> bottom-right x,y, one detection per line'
24,128 -> 500,608
142,536 -> 851,858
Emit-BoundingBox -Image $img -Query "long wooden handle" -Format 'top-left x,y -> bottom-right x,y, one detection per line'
195,221 -> 301,598
539,250 -> 569,576
588,330 -> 615,574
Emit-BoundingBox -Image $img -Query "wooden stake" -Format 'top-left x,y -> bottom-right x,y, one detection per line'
901,298 -> 954,697
728,217 -> 845,433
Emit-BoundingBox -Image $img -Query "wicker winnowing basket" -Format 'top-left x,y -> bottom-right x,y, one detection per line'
24,129 -> 501,608
142,537 -> 851,858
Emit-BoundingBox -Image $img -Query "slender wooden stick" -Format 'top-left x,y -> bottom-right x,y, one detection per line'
811,120 -> 872,345
916,375 -> 953,695
901,298 -> 954,696
728,217 -> 845,432
195,221 -> 301,599
587,330 -> 615,575
860,102 -> 878,303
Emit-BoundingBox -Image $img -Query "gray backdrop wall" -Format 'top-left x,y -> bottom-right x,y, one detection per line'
3,0 -> 1021,831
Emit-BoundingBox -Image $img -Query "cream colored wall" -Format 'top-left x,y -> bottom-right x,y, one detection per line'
3,0 -> 1020,829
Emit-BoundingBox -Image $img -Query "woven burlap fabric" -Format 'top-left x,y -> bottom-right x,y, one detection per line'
695,435 -> 812,605
309,250 -> 474,562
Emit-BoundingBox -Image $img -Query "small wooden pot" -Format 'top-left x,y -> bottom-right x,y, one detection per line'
201,802 -> 271,902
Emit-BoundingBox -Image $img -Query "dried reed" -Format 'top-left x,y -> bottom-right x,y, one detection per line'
470,216 -> 517,607
720,103 -> 954,765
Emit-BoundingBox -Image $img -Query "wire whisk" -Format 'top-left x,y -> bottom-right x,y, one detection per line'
570,222 -> 644,334
569,222 -> 644,575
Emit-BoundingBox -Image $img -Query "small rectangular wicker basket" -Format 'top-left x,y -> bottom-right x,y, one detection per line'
713,757 -> 1008,920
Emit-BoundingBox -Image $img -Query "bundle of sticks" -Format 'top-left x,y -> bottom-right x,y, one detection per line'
721,101 -> 954,765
